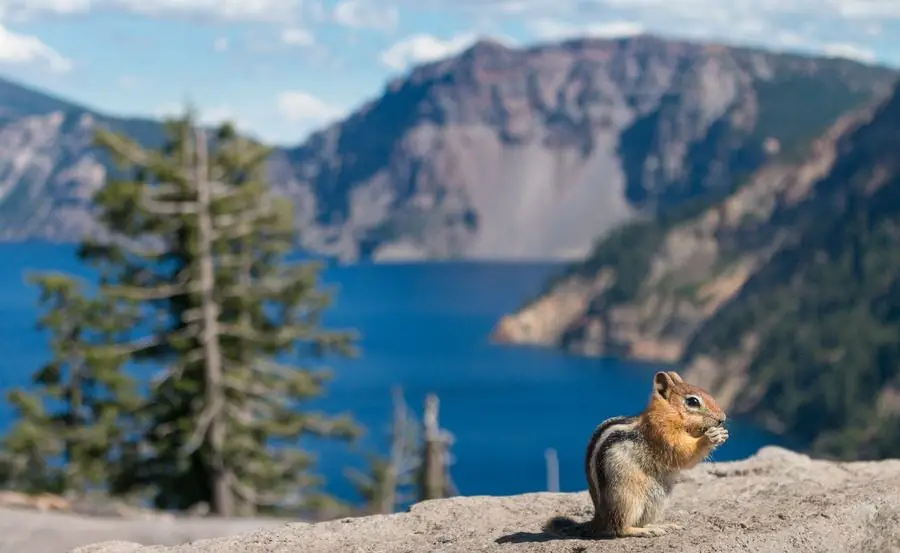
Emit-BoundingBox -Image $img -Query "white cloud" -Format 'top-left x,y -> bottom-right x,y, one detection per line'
0,0 -> 92,20
391,0 -> 566,16
281,27 -> 314,46
388,0 -> 900,55
831,0 -> 900,18
213,37 -> 228,51
771,30 -> 808,48
526,19 -> 645,41
0,0 -> 315,23
153,103 -> 261,135
199,105 -> 240,126
821,41 -> 876,62
153,102 -> 189,118
0,23 -> 71,72
380,33 -> 478,70
392,0 -> 900,21
120,0 -> 295,21
276,91 -> 343,122
5,0 -> 900,31
332,0 -> 398,31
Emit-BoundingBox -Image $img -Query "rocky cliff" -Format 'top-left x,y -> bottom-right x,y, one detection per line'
492,79 -> 900,460
0,36 -> 896,261
490,103 -> 872,357
68,447 -> 900,553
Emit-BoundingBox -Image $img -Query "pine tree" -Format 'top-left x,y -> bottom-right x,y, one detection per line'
76,109 -> 360,516
0,273 -> 138,495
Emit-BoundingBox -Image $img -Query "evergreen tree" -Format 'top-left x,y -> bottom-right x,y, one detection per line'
76,110 -> 360,516
0,273 -> 138,495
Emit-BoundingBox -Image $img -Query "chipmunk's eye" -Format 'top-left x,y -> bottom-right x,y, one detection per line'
685,395 -> 702,408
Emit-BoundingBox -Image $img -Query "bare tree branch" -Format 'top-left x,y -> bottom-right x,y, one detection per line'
180,398 -> 222,457
96,130 -> 167,170
104,281 -> 196,300
139,193 -> 199,215
107,334 -> 162,356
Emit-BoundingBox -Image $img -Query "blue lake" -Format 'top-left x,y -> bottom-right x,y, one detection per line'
0,242 -> 791,505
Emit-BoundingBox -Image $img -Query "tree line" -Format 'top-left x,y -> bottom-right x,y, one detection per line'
0,109 -> 454,518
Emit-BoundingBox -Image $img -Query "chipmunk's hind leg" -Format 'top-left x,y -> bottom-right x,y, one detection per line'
617,526 -> 668,537
614,511 -> 668,538
606,479 -> 668,538
637,480 -> 681,533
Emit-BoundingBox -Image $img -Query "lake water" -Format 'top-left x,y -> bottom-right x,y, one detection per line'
0,242 -> 791,505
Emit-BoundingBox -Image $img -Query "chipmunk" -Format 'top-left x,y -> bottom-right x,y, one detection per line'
544,370 -> 728,539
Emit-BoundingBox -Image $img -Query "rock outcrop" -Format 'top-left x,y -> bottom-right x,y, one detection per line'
0,36 -> 896,261
67,447 -> 900,553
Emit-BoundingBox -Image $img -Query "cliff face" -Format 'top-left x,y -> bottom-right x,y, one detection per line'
283,36 -> 897,261
0,36 -> 896,261
493,81 -> 900,460
0,114 -> 166,241
681,84 -> 900,458
491,104 -> 871,355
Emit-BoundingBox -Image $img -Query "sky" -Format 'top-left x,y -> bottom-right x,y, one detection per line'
0,0 -> 899,146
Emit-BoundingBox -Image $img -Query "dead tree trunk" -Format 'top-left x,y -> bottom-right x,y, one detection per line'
377,386 -> 407,514
420,393 -> 448,501
545,448 -> 559,492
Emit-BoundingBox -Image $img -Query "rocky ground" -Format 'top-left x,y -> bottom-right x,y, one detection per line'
0,508 -> 289,553
24,446 -> 894,553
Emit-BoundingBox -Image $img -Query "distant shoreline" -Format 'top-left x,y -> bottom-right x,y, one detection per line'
3,239 -> 579,268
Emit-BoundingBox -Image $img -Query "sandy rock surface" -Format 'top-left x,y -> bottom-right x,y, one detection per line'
0,509 -> 289,553
41,447 -> 900,552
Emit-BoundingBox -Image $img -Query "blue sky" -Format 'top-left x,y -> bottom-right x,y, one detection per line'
0,0 -> 898,146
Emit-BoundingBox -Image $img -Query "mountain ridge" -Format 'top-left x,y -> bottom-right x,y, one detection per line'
0,35 -> 897,262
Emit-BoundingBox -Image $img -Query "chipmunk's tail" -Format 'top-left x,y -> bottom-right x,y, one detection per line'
542,516 -> 599,539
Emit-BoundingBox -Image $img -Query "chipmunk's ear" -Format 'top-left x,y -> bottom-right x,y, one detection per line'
653,371 -> 675,399
666,371 -> 684,384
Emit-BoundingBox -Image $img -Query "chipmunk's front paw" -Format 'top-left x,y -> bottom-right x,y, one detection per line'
704,426 -> 729,446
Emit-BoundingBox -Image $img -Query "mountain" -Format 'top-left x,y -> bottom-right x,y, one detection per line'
0,35 -> 897,261
492,80 -> 900,460
0,80 -> 167,241
281,36 -> 898,261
